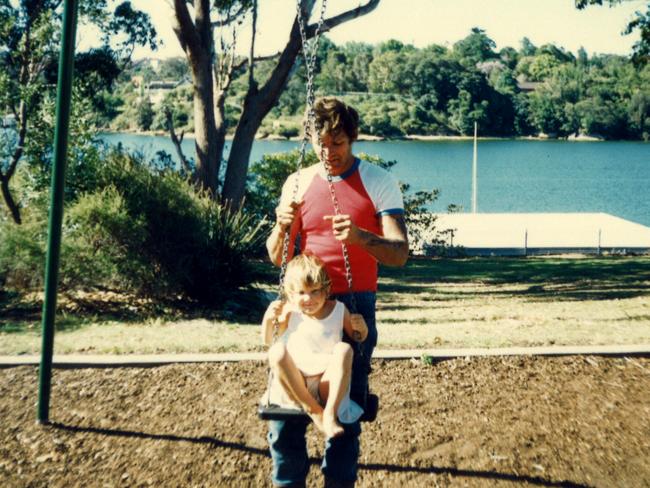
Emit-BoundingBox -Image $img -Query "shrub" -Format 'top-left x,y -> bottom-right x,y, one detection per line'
95,150 -> 267,304
0,202 -> 48,290
246,148 -> 318,222
276,123 -> 300,138
2,149 -> 267,308
60,185 -> 150,291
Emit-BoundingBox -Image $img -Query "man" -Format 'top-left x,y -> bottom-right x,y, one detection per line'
265,97 -> 409,488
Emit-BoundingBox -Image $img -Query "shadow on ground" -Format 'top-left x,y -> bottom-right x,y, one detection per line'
3,256 -> 649,332
48,422 -> 590,488
379,256 -> 650,301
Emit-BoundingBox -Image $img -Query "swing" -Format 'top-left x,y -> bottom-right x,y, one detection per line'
257,0 -> 378,424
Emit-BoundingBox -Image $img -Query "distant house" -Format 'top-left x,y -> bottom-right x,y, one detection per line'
1,114 -> 16,128
517,81 -> 542,93
144,79 -> 189,105
147,80 -> 179,90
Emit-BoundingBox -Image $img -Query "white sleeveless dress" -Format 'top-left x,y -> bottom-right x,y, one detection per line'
262,300 -> 363,424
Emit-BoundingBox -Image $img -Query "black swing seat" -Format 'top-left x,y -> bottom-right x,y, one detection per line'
258,392 -> 378,423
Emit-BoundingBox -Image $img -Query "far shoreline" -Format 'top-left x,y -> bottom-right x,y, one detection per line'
101,129 -> 618,143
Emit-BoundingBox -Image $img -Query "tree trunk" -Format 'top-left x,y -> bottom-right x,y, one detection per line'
220,13 -> 306,206
190,53 -> 220,194
0,177 -> 21,224
221,91 -> 264,207
213,83 -> 227,194
172,0 -> 222,194
173,0 -> 381,205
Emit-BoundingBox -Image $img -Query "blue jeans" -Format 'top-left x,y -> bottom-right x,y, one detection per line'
267,292 -> 377,486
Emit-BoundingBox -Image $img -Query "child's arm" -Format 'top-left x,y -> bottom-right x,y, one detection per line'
342,305 -> 368,343
261,300 -> 291,346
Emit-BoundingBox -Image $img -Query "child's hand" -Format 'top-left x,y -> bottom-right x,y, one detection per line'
350,314 -> 368,342
262,300 -> 291,346
266,300 -> 290,324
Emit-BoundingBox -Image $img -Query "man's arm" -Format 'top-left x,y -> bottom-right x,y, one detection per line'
360,213 -> 409,266
266,200 -> 302,266
325,213 -> 409,267
266,225 -> 289,267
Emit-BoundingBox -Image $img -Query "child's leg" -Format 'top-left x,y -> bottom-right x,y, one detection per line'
268,343 -> 326,430
319,342 -> 353,439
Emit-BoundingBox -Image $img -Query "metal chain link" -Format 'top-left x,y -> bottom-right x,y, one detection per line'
264,0 -> 330,409
296,0 -> 357,314
273,0 -> 360,347
271,0 -> 329,348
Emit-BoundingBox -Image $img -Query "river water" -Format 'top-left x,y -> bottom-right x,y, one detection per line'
100,133 -> 650,227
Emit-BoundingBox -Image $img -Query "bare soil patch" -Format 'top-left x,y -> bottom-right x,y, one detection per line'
1,355 -> 649,487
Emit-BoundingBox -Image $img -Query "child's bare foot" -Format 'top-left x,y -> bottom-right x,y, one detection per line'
308,410 -> 326,434
323,410 -> 344,439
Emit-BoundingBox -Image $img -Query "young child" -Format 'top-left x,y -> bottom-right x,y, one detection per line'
261,253 -> 368,439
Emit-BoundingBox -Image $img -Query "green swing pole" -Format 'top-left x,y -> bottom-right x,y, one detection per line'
37,0 -> 79,424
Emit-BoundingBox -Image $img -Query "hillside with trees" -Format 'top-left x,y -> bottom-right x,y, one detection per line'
116,29 -> 650,142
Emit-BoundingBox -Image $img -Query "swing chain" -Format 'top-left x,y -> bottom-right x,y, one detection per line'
272,0 -> 329,344
264,0 -> 329,409
275,0 -> 357,337
296,0 -> 357,313
263,3 -> 370,418
297,0 -> 328,129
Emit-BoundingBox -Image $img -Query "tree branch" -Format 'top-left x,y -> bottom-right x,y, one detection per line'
248,0 -> 257,89
195,0 -> 213,52
172,0 -> 201,56
164,107 -> 192,174
307,0 -> 381,37
211,2 -> 248,27
236,52 -> 281,72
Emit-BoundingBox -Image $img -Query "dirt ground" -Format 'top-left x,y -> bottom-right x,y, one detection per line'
1,355 -> 649,488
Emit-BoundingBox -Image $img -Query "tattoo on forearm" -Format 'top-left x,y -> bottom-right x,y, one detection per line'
365,235 -> 406,250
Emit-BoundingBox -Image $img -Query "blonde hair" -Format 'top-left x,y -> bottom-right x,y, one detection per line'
283,253 -> 331,294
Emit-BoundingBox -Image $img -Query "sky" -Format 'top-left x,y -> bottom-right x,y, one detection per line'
79,0 -> 645,59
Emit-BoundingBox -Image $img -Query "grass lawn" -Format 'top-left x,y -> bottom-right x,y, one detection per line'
1,256 -> 649,355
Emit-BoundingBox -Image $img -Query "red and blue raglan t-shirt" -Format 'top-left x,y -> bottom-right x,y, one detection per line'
279,158 -> 404,294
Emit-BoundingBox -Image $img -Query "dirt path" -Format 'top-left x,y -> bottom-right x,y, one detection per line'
1,355 -> 649,487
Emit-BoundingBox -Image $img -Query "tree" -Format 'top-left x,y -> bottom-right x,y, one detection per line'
628,89 -> 650,139
368,49 -> 411,94
157,56 -> 190,80
171,0 -> 381,207
499,46 -> 519,69
577,46 -> 589,66
519,37 -> 537,57
0,0 -> 156,224
137,96 -> 154,131
576,0 -> 650,65
453,27 -> 497,67
528,89 -> 568,136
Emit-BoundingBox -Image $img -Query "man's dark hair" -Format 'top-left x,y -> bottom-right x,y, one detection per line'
313,97 -> 359,141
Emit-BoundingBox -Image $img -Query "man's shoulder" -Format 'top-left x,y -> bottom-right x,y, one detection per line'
357,159 -> 395,179
283,163 -> 321,190
286,162 -> 321,182
357,159 -> 401,190
356,158 -> 404,213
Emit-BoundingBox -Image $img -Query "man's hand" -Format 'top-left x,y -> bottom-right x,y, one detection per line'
350,314 -> 368,342
275,200 -> 302,233
323,214 -> 362,244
